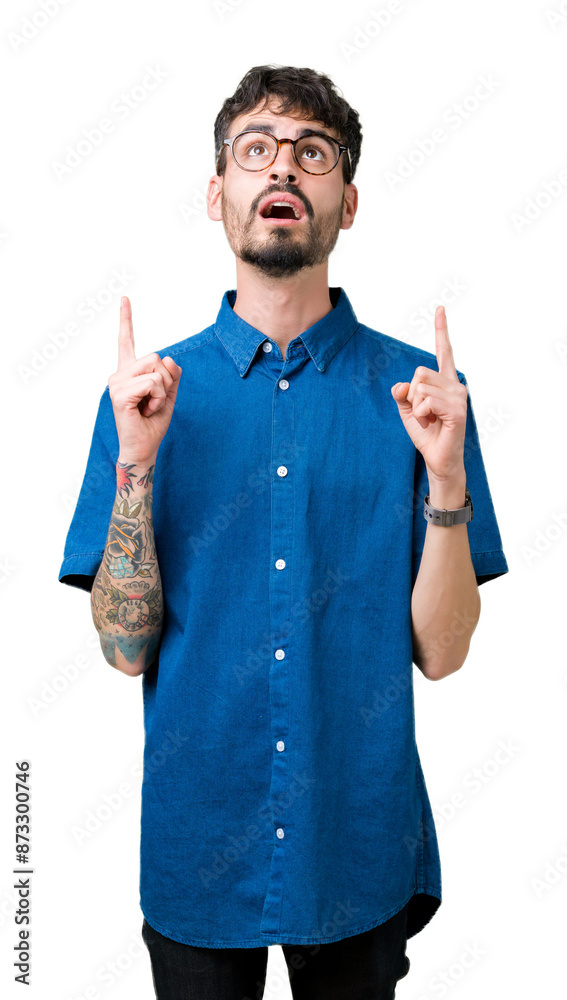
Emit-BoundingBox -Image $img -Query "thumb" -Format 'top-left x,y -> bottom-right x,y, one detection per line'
391,381 -> 412,413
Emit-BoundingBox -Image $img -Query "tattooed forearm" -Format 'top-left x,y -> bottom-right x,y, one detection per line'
91,457 -> 163,676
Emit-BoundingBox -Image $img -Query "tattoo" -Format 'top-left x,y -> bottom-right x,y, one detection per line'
100,630 -> 161,668
121,580 -> 151,592
145,515 -> 156,562
103,494 -> 155,580
104,581 -> 161,630
91,581 -> 105,631
137,466 -> 154,489
92,460 -> 163,671
116,461 -> 155,499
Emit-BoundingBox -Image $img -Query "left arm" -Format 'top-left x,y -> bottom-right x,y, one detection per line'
410,469 -> 480,681
391,305 -> 481,682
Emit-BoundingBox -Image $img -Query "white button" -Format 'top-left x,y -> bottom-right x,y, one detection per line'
279,379 -> 289,390
275,558 -> 286,570
277,466 -> 288,477
275,648 -> 285,660
263,341 -> 272,352
276,827 -> 285,839
276,740 -> 285,752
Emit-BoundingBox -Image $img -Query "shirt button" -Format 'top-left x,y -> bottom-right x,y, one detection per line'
276,828 -> 285,839
263,341 -> 272,352
277,466 -> 288,477
276,740 -> 285,752
279,379 -> 289,390
275,558 -> 286,570
275,649 -> 285,660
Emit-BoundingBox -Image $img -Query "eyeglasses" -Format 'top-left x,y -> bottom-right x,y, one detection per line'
217,129 -> 352,181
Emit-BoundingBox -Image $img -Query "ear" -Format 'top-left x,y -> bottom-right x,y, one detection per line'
341,182 -> 358,230
207,175 -> 223,221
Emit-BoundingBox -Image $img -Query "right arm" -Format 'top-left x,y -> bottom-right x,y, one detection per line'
91,451 -> 162,676
89,295 -> 182,676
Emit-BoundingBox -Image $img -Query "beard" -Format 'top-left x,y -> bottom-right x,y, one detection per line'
220,188 -> 345,278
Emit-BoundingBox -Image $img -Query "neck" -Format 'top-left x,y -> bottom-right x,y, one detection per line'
231,259 -> 334,358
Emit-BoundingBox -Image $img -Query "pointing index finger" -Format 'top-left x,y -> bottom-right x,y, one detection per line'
435,305 -> 458,380
118,296 -> 136,370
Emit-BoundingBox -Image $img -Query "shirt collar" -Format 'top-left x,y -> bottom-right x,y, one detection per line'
214,286 -> 359,377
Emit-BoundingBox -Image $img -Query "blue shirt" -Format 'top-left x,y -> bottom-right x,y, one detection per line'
58,286 -> 509,947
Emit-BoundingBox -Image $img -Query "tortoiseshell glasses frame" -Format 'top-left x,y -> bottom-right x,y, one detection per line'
216,129 -> 352,182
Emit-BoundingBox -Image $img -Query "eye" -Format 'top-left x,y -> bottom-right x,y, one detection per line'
301,145 -> 324,161
295,136 -> 336,166
245,142 -> 268,156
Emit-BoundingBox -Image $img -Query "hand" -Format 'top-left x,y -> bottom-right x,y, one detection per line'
390,305 -> 468,482
107,296 -> 182,466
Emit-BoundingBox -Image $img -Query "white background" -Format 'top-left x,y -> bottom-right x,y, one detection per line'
2,0 -> 566,996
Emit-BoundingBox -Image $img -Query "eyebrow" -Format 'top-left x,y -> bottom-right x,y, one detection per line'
238,121 -> 338,142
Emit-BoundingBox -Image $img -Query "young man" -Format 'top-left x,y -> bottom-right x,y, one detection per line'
59,65 -> 509,999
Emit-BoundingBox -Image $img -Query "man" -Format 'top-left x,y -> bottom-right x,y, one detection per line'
59,64 -> 509,999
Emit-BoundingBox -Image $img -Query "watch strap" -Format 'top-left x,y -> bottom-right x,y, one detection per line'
423,487 -> 473,526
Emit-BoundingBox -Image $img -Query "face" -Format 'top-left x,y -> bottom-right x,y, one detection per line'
208,101 -> 358,278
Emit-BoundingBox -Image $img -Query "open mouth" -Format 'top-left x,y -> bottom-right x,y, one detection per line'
260,201 -> 303,221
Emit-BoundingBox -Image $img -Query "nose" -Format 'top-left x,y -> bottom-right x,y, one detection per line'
268,140 -> 299,185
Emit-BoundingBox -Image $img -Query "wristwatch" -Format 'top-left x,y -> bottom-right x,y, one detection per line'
423,487 -> 473,526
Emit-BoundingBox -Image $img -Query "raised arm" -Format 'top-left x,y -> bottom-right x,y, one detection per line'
90,295 -> 182,676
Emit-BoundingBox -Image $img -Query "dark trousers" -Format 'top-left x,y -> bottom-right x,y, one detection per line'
141,901 -> 411,1000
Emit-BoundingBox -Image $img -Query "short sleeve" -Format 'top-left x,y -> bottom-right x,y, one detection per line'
58,386 -> 119,592
412,372 -> 509,589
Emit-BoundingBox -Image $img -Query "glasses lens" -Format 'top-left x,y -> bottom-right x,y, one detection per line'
232,132 -> 340,173
233,132 -> 278,170
295,135 -> 339,173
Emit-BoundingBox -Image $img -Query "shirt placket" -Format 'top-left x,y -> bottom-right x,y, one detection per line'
259,341 -> 306,937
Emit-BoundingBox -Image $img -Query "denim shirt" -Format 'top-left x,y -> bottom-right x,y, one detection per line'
58,287 -> 509,947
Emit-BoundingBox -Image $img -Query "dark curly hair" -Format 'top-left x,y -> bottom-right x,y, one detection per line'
213,64 -> 362,185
